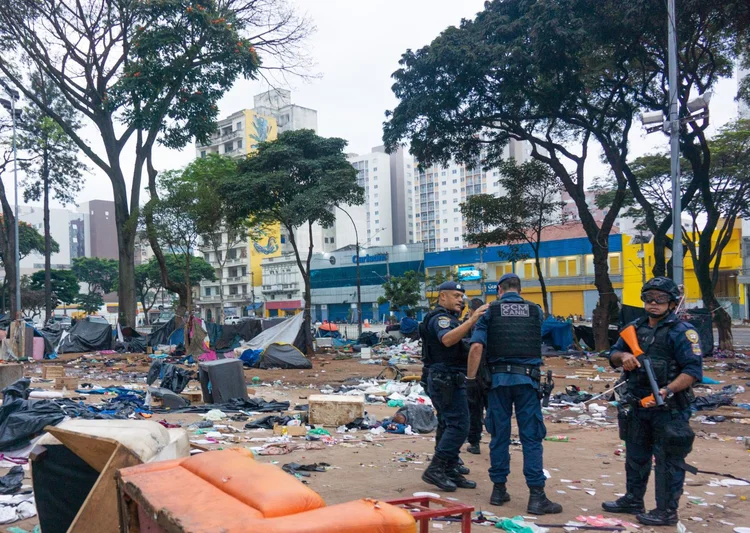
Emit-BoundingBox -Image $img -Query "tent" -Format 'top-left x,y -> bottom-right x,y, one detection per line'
239,313 -> 306,354
258,343 -> 312,369
541,316 -> 573,351
58,318 -> 114,353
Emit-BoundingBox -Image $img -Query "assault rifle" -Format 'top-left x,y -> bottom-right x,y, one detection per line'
619,325 -> 664,408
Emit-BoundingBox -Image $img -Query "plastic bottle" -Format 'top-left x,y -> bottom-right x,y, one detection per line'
544,435 -> 569,442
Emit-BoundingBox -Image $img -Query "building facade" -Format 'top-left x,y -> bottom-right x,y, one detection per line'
252,89 -> 318,134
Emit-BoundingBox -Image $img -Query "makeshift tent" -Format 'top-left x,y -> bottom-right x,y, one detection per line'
206,319 -> 263,352
117,326 -> 147,353
240,313 -> 306,353
259,343 -> 312,370
541,316 -> 573,350
619,304 -> 646,327
147,316 -> 180,347
574,325 -> 619,351
58,317 -> 114,353
40,323 -> 64,354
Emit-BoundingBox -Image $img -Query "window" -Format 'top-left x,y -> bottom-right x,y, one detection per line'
452,179 -> 457,184
452,169 -> 457,174
453,198 -> 458,203
552,257 -> 579,277
374,202 -> 379,206
454,227 -> 459,231
453,189 -> 458,194
200,150 -> 207,158
496,263 -> 513,278
608,253 -> 622,275
374,184 -> 378,189
330,237 -> 334,243
442,200 -> 447,204
205,287 -> 212,296
204,253 -> 210,261
236,121 -> 242,130
375,220 -> 380,224
237,139 -> 242,148
376,237 -> 380,242
443,238 -> 449,242
229,286 -> 238,295
453,208 -> 459,212
324,237 -> 329,244
224,141 -> 234,152
442,181 -> 446,186
454,237 -> 460,241
373,167 -> 378,171
443,219 -> 448,223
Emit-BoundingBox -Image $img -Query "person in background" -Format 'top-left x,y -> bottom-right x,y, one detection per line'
464,297 -> 488,455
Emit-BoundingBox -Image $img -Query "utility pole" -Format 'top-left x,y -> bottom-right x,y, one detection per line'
337,207 -> 361,337
667,0 -> 683,287
250,271 -> 255,317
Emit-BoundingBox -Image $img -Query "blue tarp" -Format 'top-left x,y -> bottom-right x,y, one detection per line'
240,348 -> 262,367
400,317 -> 419,335
541,316 -> 573,351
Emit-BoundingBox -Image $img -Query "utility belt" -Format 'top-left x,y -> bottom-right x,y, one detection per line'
490,363 -> 541,381
429,370 -> 466,407
624,388 -> 693,411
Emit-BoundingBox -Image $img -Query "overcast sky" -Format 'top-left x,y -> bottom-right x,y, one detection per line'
9,0 -> 744,209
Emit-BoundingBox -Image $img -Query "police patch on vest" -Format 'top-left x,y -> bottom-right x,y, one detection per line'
500,303 -> 530,317
438,317 -> 451,329
685,329 -> 699,343
691,343 -> 702,355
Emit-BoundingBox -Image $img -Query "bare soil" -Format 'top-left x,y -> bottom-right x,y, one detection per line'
6,353 -> 750,532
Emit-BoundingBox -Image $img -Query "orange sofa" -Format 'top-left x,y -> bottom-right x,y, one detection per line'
117,448 -> 417,533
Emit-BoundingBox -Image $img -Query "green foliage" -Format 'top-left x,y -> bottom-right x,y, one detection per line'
0,220 -> 60,266
72,257 -> 119,295
377,271 -> 422,312
76,292 -> 104,315
160,254 -> 217,287
220,129 -> 364,234
30,269 -> 80,306
19,70 -> 86,207
20,275 -> 46,318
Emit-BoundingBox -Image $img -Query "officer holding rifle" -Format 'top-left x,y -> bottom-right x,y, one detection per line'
603,277 -> 703,526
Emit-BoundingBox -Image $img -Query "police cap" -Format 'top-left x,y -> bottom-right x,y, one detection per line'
642,276 -> 680,301
437,281 -> 465,293
498,273 -> 521,285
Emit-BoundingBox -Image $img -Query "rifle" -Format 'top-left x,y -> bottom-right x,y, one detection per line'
541,369 -> 554,407
619,325 -> 664,408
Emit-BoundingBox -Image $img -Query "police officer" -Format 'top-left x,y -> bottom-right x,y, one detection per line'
464,298 -> 488,455
467,273 -> 561,515
421,281 -> 488,492
602,277 -> 702,526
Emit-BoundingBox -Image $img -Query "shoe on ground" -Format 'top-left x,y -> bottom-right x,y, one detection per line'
636,508 -> 678,526
446,466 -> 476,489
527,487 -> 562,515
490,483 -> 511,506
467,443 -> 480,455
421,457 -> 457,492
601,493 -> 645,515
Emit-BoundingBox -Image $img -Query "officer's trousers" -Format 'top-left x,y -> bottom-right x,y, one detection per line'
625,408 -> 691,511
486,383 -> 547,487
428,372 -> 469,464
467,385 -> 486,445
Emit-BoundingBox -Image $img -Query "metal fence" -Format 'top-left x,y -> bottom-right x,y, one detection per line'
684,298 -> 744,320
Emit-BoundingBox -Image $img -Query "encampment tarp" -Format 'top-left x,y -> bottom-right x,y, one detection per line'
58,319 -> 113,353
259,343 -> 312,369
148,317 -> 179,347
241,313 -> 306,353
541,317 -> 573,350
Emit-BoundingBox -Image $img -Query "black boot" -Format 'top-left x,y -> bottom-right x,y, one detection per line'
490,483 -> 511,506
601,493 -> 645,515
422,456 -> 457,492
456,456 -> 470,475
467,443 -> 481,455
446,463 -> 477,489
636,508 -> 678,526
527,486 -> 562,515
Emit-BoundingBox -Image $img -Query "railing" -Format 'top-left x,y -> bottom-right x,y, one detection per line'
226,275 -> 249,283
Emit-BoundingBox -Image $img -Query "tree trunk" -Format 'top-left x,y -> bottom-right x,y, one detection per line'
694,257 -> 733,351
43,172 -> 52,324
0,182 -> 18,318
115,220 -> 137,327
218,278 -> 225,324
591,246 -> 618,351
302,272 -> 313,356
533,250 -> 550,316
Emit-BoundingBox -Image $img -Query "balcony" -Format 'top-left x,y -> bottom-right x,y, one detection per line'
262,282 -> 299,294
224,256 -> 248,267
226,275 -> 249,284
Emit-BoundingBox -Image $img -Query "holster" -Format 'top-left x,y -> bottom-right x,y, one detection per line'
431,372 -> 455,406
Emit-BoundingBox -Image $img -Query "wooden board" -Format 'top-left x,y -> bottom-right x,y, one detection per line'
68,443 -> 141,533
180,390 -> 203,403
42,365 -> 66,379
54,376 -> 79,390
45,426 -> 118,473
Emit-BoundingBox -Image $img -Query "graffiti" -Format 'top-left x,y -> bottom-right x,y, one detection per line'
249,115 -> 270,148
253,236 -> 279,255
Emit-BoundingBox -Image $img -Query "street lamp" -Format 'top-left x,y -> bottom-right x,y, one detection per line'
0,80 -> 22,318
336,206 -> 362,337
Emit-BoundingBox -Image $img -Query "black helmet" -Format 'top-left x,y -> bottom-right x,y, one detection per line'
641,277 -> 680,301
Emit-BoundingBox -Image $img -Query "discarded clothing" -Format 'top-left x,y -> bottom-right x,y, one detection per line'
245,415 -> 293,430
0,379 -> 66,451
0,466 -> 24,495
146,361 -> 192,394
692,391 -> 736,411
161,397 -> 290,414
282,462 -> 329,477
0,494 -> 36,525
394,403 -> 438,434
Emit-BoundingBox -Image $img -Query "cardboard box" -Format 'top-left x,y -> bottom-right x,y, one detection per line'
273,423 -> 307,437
180,390 -> 203,404
43,366 -> 65,380
54,377 -> 79,390
308,394 -> 365,426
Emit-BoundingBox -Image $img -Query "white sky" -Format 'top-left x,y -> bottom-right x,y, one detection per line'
7,0 -> 744,209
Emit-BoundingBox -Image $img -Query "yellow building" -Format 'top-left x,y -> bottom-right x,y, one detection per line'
621,224 -> 745,318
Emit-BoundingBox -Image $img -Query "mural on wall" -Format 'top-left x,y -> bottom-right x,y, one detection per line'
253,236 -> 279,255
249,115 -> 271,149
249,224 -> 282,290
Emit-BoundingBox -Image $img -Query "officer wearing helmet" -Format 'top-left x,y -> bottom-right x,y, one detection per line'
602,277 -> 703,526
467,273 -> 562,515
420,281 -> 488,492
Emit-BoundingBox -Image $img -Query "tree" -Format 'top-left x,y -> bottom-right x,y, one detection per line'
145,153 -> 244,324
377,270 -> 422,314
20,275 -> 46,319
0,219 -> 58,313
30,269 -> 81,314
219,129 -> 364,355
135,260 -> 163,326
383,0 -> 746,349
461,161 -> 563,316
0,0 -> 311,327
19,70 -> 86,324
76,292 -> 104,316
71,257 -> 119,297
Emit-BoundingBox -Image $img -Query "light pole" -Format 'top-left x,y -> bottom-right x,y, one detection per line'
336,206 -> 362,337
667,0 -> 683,287
0,81 -> 21,318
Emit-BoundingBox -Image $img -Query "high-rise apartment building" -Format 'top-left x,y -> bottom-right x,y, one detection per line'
252,89 -> 318,133
413,139 -> 529,252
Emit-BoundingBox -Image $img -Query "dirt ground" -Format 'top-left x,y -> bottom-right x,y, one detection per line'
5,352 -> 750,532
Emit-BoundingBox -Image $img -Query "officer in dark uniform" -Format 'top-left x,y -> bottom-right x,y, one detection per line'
464,297 -> 488,455
602,277 -> 702,526
467,273 -> 561,515
421,281 -> 488,492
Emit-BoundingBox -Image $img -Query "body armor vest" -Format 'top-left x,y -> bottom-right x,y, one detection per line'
485,299 -> 542,365
420,307 -> 464,369
626,319 -> 681,399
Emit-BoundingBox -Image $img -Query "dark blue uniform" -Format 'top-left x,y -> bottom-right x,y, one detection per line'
425,307 -> 470,466
608,312 -> 702,513
470,291 -> 546,487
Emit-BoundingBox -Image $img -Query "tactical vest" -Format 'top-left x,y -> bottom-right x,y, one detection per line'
626,318 -> 681,399
485,299 -> 542,365
421,307 -> 464,369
